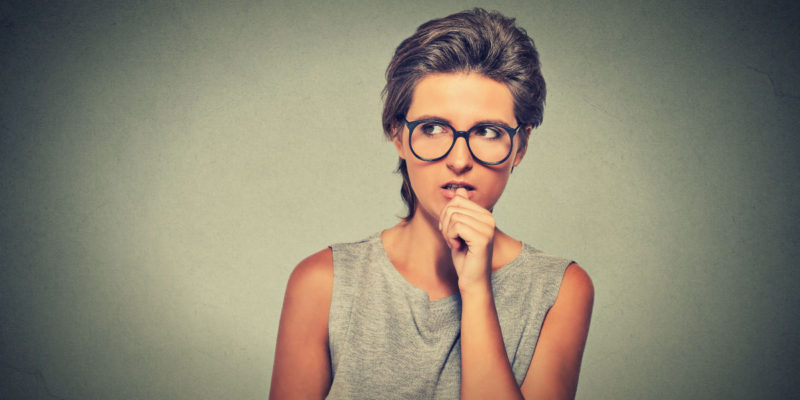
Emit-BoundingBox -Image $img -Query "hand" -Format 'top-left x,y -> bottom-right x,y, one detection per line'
438,188 -> 496,292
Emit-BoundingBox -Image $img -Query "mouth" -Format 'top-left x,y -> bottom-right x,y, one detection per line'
441,182 -> 476,199
441,183 -> 475,191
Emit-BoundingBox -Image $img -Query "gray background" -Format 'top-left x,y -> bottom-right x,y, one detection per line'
2,0 -> 798,399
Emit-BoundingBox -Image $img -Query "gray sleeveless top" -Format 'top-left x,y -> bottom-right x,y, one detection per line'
327,233 -> 571,400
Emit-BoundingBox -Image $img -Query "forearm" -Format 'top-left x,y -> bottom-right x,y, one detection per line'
459,282 -> 523,400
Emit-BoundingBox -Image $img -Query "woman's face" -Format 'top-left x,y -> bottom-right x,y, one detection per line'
393,72 -> 528,223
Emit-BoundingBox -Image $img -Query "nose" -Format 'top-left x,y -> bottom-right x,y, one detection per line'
445,136 -> 473,174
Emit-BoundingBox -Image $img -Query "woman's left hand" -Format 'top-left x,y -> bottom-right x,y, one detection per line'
438,187 -> 496,293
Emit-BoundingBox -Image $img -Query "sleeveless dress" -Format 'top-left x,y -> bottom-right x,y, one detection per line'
326,233 -> 571,400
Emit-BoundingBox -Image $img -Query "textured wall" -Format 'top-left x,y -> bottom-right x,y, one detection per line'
1,1 -> 798,399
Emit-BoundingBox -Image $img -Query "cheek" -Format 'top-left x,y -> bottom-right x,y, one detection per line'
479,169 -> 513,207
405,159 -> 432,192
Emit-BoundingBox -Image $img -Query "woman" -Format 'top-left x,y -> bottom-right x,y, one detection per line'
270,8 -> 593,400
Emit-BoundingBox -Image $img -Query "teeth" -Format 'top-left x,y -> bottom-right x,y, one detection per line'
445,184 -> 468,190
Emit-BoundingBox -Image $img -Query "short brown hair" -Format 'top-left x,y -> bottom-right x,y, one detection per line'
382,8 -> 546,220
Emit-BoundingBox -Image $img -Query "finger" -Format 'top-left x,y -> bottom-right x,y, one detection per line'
439,204 -> 494,234
439,201 -> 494,236
442,212 -> 494,250
438,195 -> 492,232
441,193 -> 493,215
446,212 -> 494,241
444,213 -> 491,251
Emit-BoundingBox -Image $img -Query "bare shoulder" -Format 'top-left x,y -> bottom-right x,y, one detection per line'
279,247 -> 334,346
557,263 -> 594,311
287,247 -> 334,294
520,263 -> 593,399
270,248 -> 334,398
536,262 -> 594,344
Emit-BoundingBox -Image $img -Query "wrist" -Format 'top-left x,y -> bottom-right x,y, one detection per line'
458,278 -> 493,299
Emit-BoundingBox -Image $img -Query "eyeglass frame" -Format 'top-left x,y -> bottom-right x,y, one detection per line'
401,117 -> 522,165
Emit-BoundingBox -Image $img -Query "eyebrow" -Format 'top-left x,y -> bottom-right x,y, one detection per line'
410,114 -> 516,128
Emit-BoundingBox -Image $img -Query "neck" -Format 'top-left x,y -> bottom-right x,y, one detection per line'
406,210 -> 454,268
384,211 -> 458,291
382,209 -> 521,300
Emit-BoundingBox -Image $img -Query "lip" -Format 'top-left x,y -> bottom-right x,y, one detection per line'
441,181 -> 475,200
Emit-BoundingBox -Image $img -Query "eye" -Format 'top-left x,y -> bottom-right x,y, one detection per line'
420,122 -> 448,136
473,125 -> 505,140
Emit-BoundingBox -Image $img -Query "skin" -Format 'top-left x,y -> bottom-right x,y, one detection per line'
270,72 -> 594,399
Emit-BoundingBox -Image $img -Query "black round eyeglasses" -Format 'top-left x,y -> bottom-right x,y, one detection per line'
402,118 -> 520,165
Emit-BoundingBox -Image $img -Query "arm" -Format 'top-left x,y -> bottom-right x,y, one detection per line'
459,280 -> 523,399
520,263 -> 594,399
269,248 -> 334,400
460,263 -> 594,400
440,189 -> 594,399
439,188 -> 523,399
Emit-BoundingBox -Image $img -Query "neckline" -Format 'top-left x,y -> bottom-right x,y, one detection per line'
373,231 -> 529,305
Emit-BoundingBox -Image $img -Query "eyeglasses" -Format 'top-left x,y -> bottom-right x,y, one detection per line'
402,118 -> 520,165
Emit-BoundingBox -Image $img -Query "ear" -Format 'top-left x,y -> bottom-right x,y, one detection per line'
391,123 -> 406,159
511,125 -> 532,167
